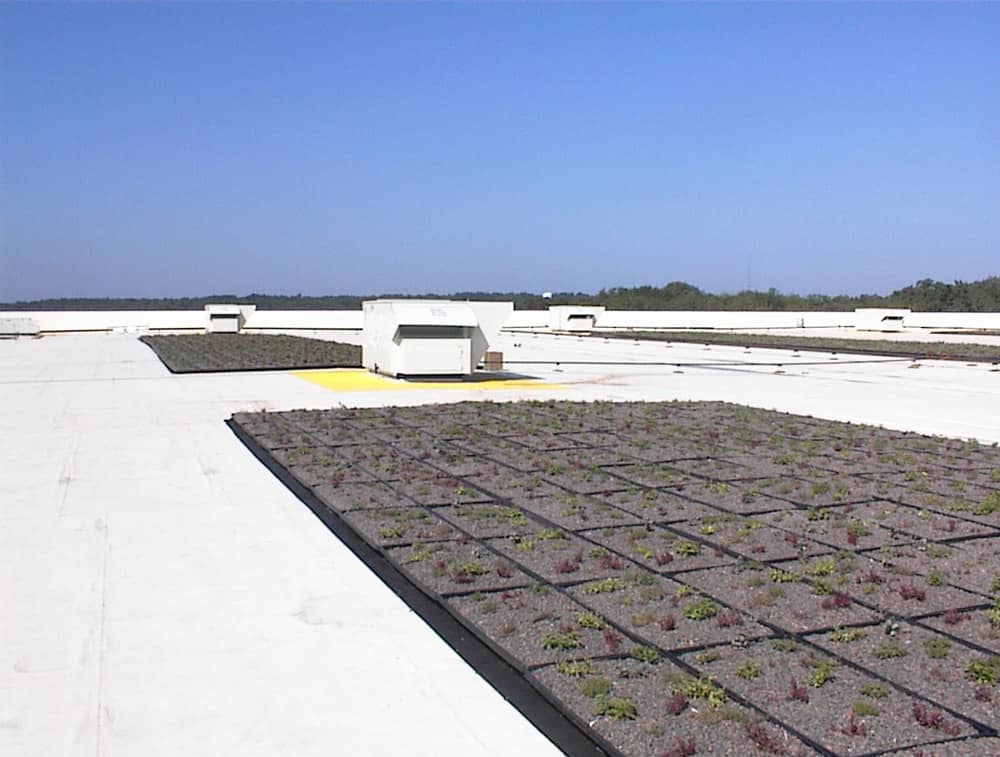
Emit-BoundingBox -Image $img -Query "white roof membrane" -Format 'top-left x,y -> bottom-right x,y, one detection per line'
2,331 -> 999,757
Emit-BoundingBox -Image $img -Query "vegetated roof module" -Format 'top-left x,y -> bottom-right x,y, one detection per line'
140,333 -> 361,373
604,331 -> 1000,363
229,399 -> 1000,757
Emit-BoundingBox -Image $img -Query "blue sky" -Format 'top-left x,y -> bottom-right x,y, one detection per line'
1,3 -> 997,300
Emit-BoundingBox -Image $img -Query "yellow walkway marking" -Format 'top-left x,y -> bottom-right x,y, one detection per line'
293,369 -> 562,392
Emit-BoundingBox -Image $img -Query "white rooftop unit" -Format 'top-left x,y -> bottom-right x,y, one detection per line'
362,299 -> 512,378
205,304 -> 255,334
548,305 -> 606,333
854,308 -> 910,332
0,317 -> 41,338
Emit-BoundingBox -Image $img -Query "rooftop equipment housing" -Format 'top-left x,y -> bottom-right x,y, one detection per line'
854,308 -> 910,333
204,304 -> 255,334
0,317 -> 40,339
548,305 -> 606,333
362,299 -> 512,378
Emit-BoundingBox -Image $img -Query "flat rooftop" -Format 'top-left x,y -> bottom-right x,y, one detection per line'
2,332 -> 999,756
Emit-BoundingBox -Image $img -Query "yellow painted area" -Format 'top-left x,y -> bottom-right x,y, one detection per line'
293,369 -> 561,392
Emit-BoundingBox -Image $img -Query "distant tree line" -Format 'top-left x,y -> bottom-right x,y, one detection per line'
590,277 -> 1000,312
2,276 -> 998,312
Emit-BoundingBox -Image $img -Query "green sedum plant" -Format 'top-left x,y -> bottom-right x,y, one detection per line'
988,597 -> 1000,628
677,676 -> 726,708
595,697 -> 639,721
860,683 -> 890,699
556,660 -> 594,677
874,643 -> 909,660
581,677 -> 612,699
924,637 -> 951,659
735,661 -> 762,680
806,658 -> 836,688
576,611 -> 606,630
829,626 -> 866,643
541,630 -> 582,651
852,700 -> 880,717
629,645 -> 660,664
682,597 -> 719,621
976,492 -> 1000,516
582,578 -> 625,594
675,540 -> 701,557
769,568 -> 798,583
967,656 -> 1000,686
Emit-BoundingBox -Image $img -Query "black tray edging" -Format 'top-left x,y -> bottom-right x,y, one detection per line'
155,362 -> 360,375
226,418 -> 614,757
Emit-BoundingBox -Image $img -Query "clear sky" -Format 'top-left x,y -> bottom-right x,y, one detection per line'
1,2 -> 997,301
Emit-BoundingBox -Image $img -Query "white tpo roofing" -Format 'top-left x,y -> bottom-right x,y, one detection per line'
2,330 -> 999,757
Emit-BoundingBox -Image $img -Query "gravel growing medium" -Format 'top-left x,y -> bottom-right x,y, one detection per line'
230,400 -> 1000,756
140,333 -> 361,372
